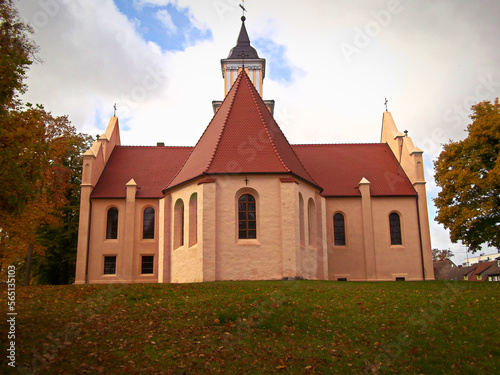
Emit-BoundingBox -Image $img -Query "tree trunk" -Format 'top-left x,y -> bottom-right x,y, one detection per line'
24,242 -> 34,286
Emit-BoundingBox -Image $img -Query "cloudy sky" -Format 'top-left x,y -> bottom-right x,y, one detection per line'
16,0 -> 500,265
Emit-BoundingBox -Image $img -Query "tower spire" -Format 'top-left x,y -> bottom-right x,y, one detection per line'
220,11 -> 266,98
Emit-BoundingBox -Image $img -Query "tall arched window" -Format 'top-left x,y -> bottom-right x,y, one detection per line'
143,207 -> 155,239
189,193 -> 197,247
308,198 -> 317,247
106,207 -> 118,239
174,199 -> 184,248
333,213 -> 346,246
389,212 -> 402,245
238,194 -> 256,239
299,193 -> 305,246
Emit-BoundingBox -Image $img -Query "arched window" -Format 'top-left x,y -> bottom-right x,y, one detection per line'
143,207 -> 155,239
189,193 -> 197,247
308,198 -> 317,247
333,213 -> 346,246
174,199 -> 184,248
389,212 -> 402,245
299,193 -> 305,246
106,207 -> 118,239
238,194 -> 256,239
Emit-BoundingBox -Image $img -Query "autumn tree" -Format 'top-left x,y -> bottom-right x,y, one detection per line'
0,0 -> 37,110
0,0 -> 91,284
0,0 -> 39,218
33,132 -> 93,285
434,98 -> 500,253
0,106 -> 90,283
431,249 -> 454,262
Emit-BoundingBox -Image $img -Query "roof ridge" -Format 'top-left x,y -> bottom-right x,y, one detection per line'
204,71 -> 242,173
244,71 -> 290,173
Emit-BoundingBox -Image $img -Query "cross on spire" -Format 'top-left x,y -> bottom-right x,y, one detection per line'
384,98 -> 388,112
113,103 -> 117,117
239,0 -> 247,18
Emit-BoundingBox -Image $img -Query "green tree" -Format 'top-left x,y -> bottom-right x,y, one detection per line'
434,98 -> 500,252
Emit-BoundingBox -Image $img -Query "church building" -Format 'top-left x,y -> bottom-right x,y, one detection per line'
75,16 -> 434,284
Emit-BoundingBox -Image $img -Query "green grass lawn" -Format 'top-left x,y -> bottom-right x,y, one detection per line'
2,280 -> 499,374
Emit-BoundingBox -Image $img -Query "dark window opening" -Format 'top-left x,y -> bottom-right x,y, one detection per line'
104,256 -> 116,275
238,194 -> 257,239
143,207 -> 155,239
333,213 -> 346,246
389,212 -> 402,245
106,208 -> 118,239
141,256 -> 154,274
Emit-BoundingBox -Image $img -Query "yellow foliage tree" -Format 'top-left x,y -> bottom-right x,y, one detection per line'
434,99 -> 500,252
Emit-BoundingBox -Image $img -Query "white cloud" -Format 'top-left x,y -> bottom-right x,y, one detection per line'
155,9 -> 177,33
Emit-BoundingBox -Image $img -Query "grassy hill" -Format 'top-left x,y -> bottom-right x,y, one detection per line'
3,280 -> 499,374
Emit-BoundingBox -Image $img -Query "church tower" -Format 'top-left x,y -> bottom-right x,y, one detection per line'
213,15 -> 274,114
221,16 -> 266,97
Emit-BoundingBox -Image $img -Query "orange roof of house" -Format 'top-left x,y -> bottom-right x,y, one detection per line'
91,146 -> 192,199
165,70 -> 317,191
467,261 -> 495,281
293,143 -> 417,197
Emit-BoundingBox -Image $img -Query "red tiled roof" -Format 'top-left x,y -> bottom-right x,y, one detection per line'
165,70 -> 317,190
468,261 -> 495,281
91,146 -> 192,199
292,143 -> 417,197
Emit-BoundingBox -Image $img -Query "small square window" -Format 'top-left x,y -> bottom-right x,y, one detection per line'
104,256 -> 116,275
141,256 -> 154,274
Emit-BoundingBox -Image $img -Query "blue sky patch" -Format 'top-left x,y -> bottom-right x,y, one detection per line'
115,1 -> 212,51
253,38 -> 297,84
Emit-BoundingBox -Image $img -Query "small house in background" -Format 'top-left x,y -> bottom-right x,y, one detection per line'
463,252 -> 500,266
433,259 -> 459,280
433,258 -> 500,281
478,260 -> 500,281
